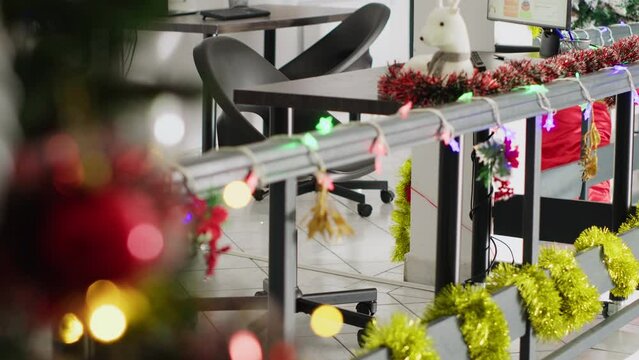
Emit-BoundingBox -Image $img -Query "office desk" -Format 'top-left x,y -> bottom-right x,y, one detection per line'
141,5 -> 354,151
235,66 -> 470,343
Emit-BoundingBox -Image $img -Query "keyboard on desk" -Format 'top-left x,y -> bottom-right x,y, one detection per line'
201,7 -> 271,20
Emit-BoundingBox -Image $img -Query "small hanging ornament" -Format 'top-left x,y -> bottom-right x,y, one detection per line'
554,76 -> 600,181
299,134 -> 354,241
580,121 -> 601,182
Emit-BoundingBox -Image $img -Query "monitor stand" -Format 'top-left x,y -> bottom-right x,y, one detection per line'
539,28 -> 561,58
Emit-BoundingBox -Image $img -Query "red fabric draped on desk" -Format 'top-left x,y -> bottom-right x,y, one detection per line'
541,102 -> 612,203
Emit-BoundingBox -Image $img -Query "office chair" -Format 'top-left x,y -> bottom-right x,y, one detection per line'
193,36 -> 379,345
280,2 -> 390,124
279,3 -> 390,80
194,34 -> 393,217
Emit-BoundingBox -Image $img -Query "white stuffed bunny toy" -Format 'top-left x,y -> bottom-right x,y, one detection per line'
404,0 -> 474,77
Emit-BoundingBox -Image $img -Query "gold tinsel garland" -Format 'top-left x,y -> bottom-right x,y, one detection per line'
538,247 -> 601,333
390,158 -> 411,262
486,263 -> 566,341
574,226 -> 639,298
360,313 -> 439,360
423,284 -> 510,360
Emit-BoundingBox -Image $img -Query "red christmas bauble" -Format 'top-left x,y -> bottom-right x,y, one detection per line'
40,186 -> 161,292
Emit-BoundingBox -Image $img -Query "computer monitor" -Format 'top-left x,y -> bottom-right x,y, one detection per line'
487,0 -> 572,57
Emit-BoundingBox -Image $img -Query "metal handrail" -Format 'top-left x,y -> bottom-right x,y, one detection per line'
181,63 -> 639,192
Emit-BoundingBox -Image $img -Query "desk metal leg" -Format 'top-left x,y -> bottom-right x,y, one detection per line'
265,30 -> 276,65
613,91 -> 635,231
435,138 -> 463,293
471,130 -> 492,283
267,107 -> 297,347
520,116 -> 542,360
202,33 -> 216,152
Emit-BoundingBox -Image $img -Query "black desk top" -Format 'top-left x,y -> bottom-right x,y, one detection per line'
235,67 -> 401,115
142,5 -> 353,35
234,53 -> 541,115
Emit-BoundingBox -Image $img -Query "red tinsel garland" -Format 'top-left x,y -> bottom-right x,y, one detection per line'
379,36 -> 639,107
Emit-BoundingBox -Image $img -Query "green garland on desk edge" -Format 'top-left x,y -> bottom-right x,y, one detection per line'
575,226 -> 639,298
359,313 -> 439,360
390,159 -> 411,262
423,284 -> 511,360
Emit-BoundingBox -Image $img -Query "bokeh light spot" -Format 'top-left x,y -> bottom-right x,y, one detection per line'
228,330 -> 262,360
223,181 -> 252,209
153,113 -> 185,146
86,280 -> 120,310
59,313 -> 84,344
310,305 -> 343,338
89,305 -> 127,343
127,223 -> 164,261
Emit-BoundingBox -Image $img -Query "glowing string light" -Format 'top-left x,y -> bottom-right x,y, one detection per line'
418,108 -> 459,153
301,133 -> 320,152
608,65 -> 639,105
59,313 -> 84,344
310,305 -> 344,337
315,116 -> 335,135
89,304 -> 127,343
358,121 -> 390,174
398,101 -> 413,119
220,146 -> 265,209
228,330 -> 263,360
457,91 -> 474,103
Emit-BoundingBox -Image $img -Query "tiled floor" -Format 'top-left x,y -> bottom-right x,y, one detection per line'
178,147 -> 639,359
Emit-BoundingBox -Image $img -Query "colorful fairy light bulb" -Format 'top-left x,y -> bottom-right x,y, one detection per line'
582,102 -> 593,121
315,116 -> 335,135
520,84 -> 548,94
89,304 -> 127,343
223,180 -> 253,209
59,313 -> 84,345
315,172 -> 334,191
301,133 -> 319,151
543,112 -> 556,132
369,138 -> 389,174
457,91 -> 474,103
310,305 -> 344,338
153,113 -> 185,146
398,101 -> 413,119
228,330 -> 262,360
449,138 -> 461,153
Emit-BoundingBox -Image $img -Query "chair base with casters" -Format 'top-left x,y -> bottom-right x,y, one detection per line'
192,273 -> 378,347
252,179 -> 395,218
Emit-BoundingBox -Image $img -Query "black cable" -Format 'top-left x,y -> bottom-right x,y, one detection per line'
491,235 -> 515,265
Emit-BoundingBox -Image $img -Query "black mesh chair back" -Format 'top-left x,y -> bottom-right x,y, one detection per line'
279,3 -> 390,80
194,36 -> 338,146
193,36 -> 284,146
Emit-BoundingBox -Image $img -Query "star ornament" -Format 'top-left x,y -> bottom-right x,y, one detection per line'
543,112 -> 556,132
315,116 -> 335,135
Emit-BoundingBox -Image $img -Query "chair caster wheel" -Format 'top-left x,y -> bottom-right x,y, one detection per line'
357,203 -> 373,217
380,190 -> 395,204
356,301 -> 377,316
253,188 -> 268,201
255,291 -> 268,297
357,329 -> 367,348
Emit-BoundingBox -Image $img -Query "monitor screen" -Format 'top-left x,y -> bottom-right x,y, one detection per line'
487,0 -> 571,29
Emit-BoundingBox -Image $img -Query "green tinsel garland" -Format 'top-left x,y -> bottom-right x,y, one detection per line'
423,284 -> 510,360
486,263 -> 566,341
618,206 -> 639,235
538,247 -> 601,333
360,313 -> 440,360
575,226 -> 639,298
390,159 -> 411,262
